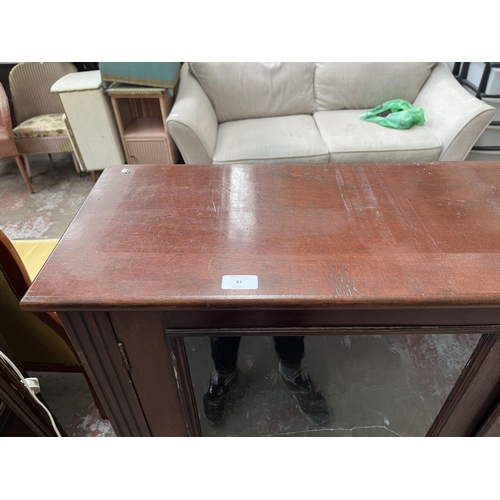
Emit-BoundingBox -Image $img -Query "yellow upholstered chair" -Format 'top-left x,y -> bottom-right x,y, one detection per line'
10,238 -> 58,281
0,230 -> 105,418
9,62 -> 81,178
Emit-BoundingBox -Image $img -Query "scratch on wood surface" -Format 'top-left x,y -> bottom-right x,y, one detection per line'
170,352 -> 181,390
407,277 -> 425,297
403,195 -> 442,251
330,265 -> 360,297
147,216 -> 159,232
335,170 -> 353,215
377,174 -> 442,251
355,167 -> 396,244
211,201 -> 220,217
161,254 -> 180,268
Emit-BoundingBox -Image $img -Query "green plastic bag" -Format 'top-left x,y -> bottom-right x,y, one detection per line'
360,99 -> 425,130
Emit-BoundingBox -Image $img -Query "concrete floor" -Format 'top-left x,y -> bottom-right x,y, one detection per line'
0,154 -> 481,437
0,154 -> 95,239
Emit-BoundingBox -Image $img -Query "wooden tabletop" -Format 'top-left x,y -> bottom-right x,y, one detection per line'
21,162 -> 500,315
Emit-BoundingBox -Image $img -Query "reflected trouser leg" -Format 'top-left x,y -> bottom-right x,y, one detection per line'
274,335 -> 329,426
210,337 -> 241,372
205,337 -> 241,426
273,336 -> 305,367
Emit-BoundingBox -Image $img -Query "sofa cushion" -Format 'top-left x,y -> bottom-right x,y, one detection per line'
315,63 -> 436,111
189,63 -> 316,123
314,110 -> 442,163
212,115 -> 329,164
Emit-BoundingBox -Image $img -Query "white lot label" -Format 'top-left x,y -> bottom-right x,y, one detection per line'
221,275 -> 258,290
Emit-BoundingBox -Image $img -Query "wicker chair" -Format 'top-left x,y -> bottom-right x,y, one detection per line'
0,229 -> 106,419
0,83 -> 33,193
9,62 -> 81,178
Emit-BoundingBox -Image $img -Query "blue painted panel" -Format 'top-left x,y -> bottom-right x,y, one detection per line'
99,62 -> 181,88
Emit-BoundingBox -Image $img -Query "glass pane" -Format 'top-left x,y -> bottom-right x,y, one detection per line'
185,333 -> 480,436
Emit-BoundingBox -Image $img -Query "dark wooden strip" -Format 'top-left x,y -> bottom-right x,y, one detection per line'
165,325 -> 500,337
59,312 -> 150,437
165,335 -> 202,437
163,308 -> 500,330
476,399 -> 500,437
427,333 -> 500,436
108,312 -> 189,436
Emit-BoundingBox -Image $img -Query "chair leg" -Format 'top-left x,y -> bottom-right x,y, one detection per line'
14,155 -> 34,194
71,153 -> 81,175
82,371 -> 108,420
22,155 -> 32,179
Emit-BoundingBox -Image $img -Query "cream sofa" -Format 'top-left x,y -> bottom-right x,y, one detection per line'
166,63 -> 496,165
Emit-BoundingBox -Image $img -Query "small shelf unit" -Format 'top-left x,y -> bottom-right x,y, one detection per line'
106,83 -> 179,165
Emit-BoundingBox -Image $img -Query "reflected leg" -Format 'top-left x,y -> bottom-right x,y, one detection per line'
274,336 -> 329,427
210,336 -> 241,371
203,336 -> 241,426
273,336 -> 304,368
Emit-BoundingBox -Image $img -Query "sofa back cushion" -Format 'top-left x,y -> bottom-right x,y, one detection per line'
189,62 -> 316,123
314,62 -> 436,111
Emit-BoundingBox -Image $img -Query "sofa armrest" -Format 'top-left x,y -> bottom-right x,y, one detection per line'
166,64 -> 218,164
413,62 -> 496,160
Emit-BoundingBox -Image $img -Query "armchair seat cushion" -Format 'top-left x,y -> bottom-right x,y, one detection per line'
314,110 -> 442,163
213,115 -> 329,164
13,113 -> 67,139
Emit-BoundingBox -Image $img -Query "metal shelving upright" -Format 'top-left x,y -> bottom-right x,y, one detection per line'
454,62 -> 500,159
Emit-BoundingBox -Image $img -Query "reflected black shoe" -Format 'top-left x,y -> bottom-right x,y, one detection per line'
279,362 -> 329,427
203,369 -> 237,427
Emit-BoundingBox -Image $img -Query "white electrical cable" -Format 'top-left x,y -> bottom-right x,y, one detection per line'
0,350 -> 62,437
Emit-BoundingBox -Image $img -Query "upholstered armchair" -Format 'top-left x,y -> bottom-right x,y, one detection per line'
167,63 -> 495,165
0,230 -> 105,418
9,62 -> 80,178
0,83 -> 33,193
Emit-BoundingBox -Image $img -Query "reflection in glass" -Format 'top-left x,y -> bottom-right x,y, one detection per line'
202,336 -> 328,428
185,333 -> 480,437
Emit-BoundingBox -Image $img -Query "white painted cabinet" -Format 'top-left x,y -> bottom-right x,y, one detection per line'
51,71 -> 125,175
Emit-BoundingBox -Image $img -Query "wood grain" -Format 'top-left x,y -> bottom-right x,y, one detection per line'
21,162 -> 500,318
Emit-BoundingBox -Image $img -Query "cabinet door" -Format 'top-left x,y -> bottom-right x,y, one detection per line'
126,140 -> 173,164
